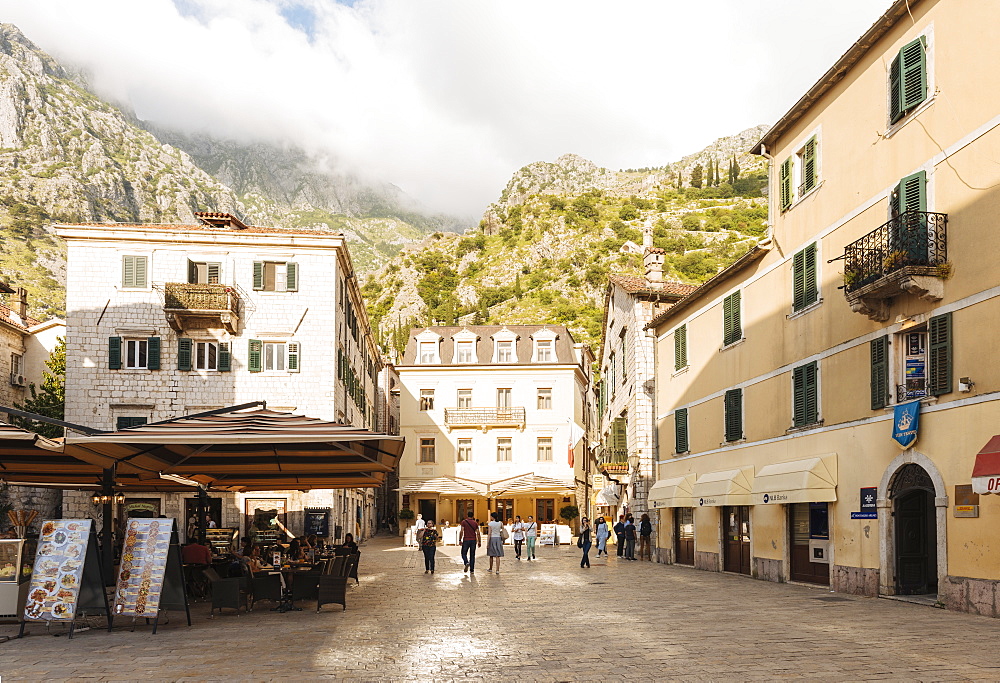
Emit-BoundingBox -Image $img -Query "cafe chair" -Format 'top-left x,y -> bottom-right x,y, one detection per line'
345,553 -> 360,585
249,571 -> 283,611
203,567 -> 249,616
289,570 -> 322,607
325,556 -> 346,576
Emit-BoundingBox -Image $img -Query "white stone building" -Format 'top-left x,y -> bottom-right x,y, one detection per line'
396,325 -> 593,526
54,213 -> 383,542
595,245 -> 695,519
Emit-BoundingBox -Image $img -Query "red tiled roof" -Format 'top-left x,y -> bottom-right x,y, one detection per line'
0,303 -> 39,331
608,274 -> 697,297
58,222 -> 343,237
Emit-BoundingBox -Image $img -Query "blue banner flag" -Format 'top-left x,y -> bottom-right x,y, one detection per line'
892,400 -> 921,449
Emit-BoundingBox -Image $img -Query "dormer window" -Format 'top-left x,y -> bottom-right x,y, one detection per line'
536,340 -> 553,362
419,342 -> 437,364
415,330 -> 443,364
497,341 -> 514,362
456,341 -> 474,363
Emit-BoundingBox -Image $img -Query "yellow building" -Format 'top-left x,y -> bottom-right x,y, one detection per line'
395,325 -> 592,530
649,0 -> 1000,616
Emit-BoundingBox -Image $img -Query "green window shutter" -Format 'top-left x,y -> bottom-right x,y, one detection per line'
723,292 -> 741,345
108,336 -> 122,370
674,325 -> 687,370
207,262 -> 221,284
802,136 -> 817,193
146,336 -> 161,370
899,37 -> 927,113
134,256 -> 147,288
724,388 -> 742,442
117,417 -> 147,430
803,243 -> 818,307
611,418 -> 627,452
779,157 -> 793,211
217,342 -> 231,372
793,362 -> 819,427
870,336 -> 889,410
899,170 -> 927,214
675,408 -> 689,453
177,338 -> 193,371
792,249 -> 805,311
252,262 -> 265,290
928,312 -> 952,396
248,339 -> 262,373
122,255 -> 145,288
285,262 -> 298,292
287,342 -> 300,372
889,49 -> 903,124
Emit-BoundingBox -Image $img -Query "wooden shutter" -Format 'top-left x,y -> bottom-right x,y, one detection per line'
285,262 -> 298,292
674,325 -> 687,370
793,362 -> 818,427
803,243 -> 818,307
802,136 -> 817,193
122,256 -> 145,288
675,408 -> 689,453
792,249 -> 805,311
611,418 -> 627,452
177,338 -> 193,371
899,37 -> 927,113
724,389 -> 742,442
723,292 -> 741,346
188,260 -> 198,284
889,49 -> 903,123
207,262 -> 221,284
928,312 -> 952,396
134,256 -> 147,288
217,342 -> 231,372
898,170 -> 927,214
287,342 -> 300,372
252,262 -> 265,290
779,157 -> 793,211
248,339 -> 263,373
146,337 -> 161,370
870,336 -> 889,410
108,336 -> 122,370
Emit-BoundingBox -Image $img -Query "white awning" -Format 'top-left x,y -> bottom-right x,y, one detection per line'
397,477 -> 487,495
487,473 -> 575,497
649,474 -> 696,508
752,455 -> 837,505
692,467 -> 754,506
596,485 -> 620,506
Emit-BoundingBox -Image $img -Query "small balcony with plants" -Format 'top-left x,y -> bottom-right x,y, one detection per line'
162,282 -> 241,334
596,445 -> 629,476
443,407 -> 526,431
841,210 -> 948,321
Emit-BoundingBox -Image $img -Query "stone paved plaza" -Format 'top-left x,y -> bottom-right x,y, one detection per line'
2,535 -> 1000,681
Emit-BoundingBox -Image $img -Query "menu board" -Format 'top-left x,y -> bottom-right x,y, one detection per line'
540,524 -> 557,546
113,518 -> 172,617
23,520 -> 91,622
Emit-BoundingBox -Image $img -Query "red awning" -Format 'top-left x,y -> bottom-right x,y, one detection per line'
971,435 -> 1000,495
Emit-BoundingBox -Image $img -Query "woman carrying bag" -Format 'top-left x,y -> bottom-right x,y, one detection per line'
486,512 -> 506,574
577,517 -> 592,568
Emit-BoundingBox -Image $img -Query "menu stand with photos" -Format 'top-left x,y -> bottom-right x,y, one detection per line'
18,520 -> 112,639
112,518 -> 190,634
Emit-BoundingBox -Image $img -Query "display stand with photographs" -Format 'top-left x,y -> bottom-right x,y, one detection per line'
18,520 -> 112,639
112,518 -> 190,634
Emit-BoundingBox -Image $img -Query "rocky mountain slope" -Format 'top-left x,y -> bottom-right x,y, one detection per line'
0,24 -> 463,317
364,132 -> 770,350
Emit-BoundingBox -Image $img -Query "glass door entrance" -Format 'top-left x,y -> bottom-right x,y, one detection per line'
674,508 -> 694,565
723,506 -> 751,575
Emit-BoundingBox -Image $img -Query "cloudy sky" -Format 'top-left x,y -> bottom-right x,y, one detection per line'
4,0 -> 894,216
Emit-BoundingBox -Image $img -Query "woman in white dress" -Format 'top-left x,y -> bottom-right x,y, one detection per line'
486,512 -> 505,574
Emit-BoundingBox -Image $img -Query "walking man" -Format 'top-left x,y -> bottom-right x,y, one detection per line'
624,514 -> 637,560
460,511 -> 481,574
614,514 -> 626,557
524,515 -> 537,560
414,513 -> 425,551
512,515 -> 526,559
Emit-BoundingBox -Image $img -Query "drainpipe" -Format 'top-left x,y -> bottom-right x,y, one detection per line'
646,326 -> 659,560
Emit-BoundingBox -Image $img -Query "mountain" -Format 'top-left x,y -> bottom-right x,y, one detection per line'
0,23 -> 466,318
364,130 -> 770,350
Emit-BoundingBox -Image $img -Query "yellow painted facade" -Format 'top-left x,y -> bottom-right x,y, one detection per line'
650,0 -> 1000,616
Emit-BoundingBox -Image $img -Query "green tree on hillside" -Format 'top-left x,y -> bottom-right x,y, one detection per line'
690,164 -> 704,189
706,160 -> 714,187
12,338 -> 64,438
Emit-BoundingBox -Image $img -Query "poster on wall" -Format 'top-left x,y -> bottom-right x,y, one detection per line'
21,520 -> 111,637
304,508 -> 330,537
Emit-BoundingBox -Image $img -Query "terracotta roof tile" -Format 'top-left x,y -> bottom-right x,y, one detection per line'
61,222 -> 343,237
0,302 -> 37,330
608,274 -> 697,297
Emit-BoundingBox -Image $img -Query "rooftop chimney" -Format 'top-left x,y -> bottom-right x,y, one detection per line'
15,288 -> 27,319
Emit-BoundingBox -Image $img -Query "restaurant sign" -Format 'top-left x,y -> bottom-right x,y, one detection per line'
114,518 -> 173,616
24,520 -> 92,622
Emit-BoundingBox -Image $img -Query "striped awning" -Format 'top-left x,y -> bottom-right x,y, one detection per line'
397,477 -> 487,496
487,473 -> 575,497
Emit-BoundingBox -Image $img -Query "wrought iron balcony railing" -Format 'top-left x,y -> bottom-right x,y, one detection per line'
843,211 -> 948,294
163,283 -> 240,334
597,447 -> 629,472
443,407 -> 526,430
896,378 -> 928,403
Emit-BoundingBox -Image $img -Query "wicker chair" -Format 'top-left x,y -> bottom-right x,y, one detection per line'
290,571 -> 322,606
203,567 -> 249,616
249,572 -> 283,611
346,553 -> 360,584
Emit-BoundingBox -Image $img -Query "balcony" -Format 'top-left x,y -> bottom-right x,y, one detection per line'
162,283 -> 240,334
443,407 -> 526,431
842,211 -> 948,321
597,446 -> 629,475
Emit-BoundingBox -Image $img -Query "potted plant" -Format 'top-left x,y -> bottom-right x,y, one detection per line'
398,508 -> 415,536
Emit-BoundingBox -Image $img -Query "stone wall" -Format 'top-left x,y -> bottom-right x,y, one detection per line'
695,550 -> 719,572
655,547 -> 671,564
1,486 -> 61,535
831,565 -> 879,597
754,557 -> 784,583
940,575 -> 1000,617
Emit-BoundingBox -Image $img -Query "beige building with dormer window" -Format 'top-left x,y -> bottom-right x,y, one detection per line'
396,325 -> 593,527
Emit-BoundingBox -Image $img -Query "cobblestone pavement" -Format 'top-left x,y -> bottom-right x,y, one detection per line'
2,535 -> 1000,681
